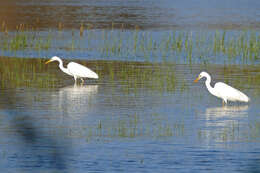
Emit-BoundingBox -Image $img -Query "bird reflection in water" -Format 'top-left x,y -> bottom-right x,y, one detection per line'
202,105 -> 249,144
205,105 -> 249,119
58,84 -> 99,117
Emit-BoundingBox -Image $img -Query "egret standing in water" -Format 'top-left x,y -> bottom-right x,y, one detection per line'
194,71 -> 249,106
45,56 -> 99,84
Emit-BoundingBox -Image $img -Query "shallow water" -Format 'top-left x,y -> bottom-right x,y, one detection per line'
1,0 -> 259,64
0,30 -> 259,65
0,0 -> 260,172
0,57 -> 260,172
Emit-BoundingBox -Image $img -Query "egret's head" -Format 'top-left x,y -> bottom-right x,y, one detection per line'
194,71 -> 209,83
45,56 -> 60,64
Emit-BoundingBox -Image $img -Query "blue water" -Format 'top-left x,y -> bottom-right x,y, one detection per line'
0,62 -> 260,172
1,30 -> 259,65
0,0 -> 260,172
1,0 -> 260,30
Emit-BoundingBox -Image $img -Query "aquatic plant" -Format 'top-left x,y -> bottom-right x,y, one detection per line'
0,22 -> 259,64
0,57 -> 58,88
0,57 -> 184,94
81,113 -> 185,140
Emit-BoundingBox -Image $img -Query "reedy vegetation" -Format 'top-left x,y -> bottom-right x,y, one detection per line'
0,22 -> 259,64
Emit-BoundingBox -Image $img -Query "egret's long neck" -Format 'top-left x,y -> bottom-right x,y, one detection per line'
205,75 -> 217,96
57,58 -> 71,75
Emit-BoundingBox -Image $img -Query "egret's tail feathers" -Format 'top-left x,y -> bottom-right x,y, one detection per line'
91,72 -> 99,79
86,70 -> 99,79
244,95 -> 250,102
240,93 -> 250,103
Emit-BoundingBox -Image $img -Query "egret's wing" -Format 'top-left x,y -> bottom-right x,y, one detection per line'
67,62 -> 99,79
214,82 -> 249,102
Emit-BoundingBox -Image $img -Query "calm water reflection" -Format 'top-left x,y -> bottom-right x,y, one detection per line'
57,84 -> 98,116
0,0 -> 260,171
0,58 -> 260,172
205,105 -> 249,119
203,105 -> 249,144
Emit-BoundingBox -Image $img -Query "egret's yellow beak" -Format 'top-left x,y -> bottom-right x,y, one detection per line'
45,59 -> 53,64
194,76 -> 200,83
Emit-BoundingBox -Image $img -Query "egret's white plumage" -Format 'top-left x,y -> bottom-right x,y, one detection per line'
46,56 -> 98,83
194,71 -> 249,105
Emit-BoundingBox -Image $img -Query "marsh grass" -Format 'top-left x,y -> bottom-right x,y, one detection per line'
73,113 -> 185,140
0,57 -> 59,88
0,57 -> 184,95
98,61 -> 180,94
1,56 -> 258,97
0,57 -> 258,142
0,22 -> 259,64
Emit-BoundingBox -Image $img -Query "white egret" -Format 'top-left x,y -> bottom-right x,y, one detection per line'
194,71 -> 250,105
45,56 -> 99,83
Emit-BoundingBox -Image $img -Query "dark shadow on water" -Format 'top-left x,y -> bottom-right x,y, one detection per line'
247,159 -> 260,173
0,57 -> 260,172
10,114 -> 67,170
1,85 -> 69,171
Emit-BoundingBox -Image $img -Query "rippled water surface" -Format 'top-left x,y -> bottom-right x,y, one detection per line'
0,0 -> 260,172
0,58 -> 259,172
1,0 -> 260,30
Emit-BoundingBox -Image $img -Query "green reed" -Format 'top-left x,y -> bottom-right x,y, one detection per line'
80,113 -> 185,140
0,22 -> 259,64
0,57 -> 59,88
98,61 -> 180,94
0,56 -> 182,95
